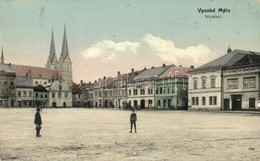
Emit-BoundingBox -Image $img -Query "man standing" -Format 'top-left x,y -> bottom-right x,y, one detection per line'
129,109 -> 137,133
34,107 -> 42,137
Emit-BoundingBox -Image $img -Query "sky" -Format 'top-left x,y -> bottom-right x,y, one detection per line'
0,0 -> 260,83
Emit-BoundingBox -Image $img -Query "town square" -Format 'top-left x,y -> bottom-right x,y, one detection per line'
0,0 -> 260,160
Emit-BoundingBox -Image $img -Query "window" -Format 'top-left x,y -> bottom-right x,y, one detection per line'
29,92 -> 32,97
18,91 -> 21,96
41,94 -> 43,98
45,94 -> 48,98
171,86 -> 175,93
160,87 -> 163,94
201,78 -> 206,89
210,78 -> 216,88
209,96 -> 217,105
35,81 -> 38,85
193,79 -> 198,89
163,86 -> 166,94
148,100 -> 153,106
243,77 -> 256,88
148,87 -> 153,94
52,92 -> 55,98
156,87 -> 158,94
192,97 -> 199,105
35,93 -> 38,98
133,89 -> 138,95
128,89 -> 131,96
227,78 -> 238,89
202,97 -> 206,105
157,100 -> 161,106
140,88 -> 145,95
23,91 -> 26,96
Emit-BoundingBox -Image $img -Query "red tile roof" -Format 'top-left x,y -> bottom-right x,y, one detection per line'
11,64 -> 58,79
159,66 -> 190,78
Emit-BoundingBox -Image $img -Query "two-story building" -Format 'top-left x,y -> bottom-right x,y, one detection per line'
128,64 -> 171,109
223,50 -> 260,110
156,65 -> 190,110
189,47 -> 260,110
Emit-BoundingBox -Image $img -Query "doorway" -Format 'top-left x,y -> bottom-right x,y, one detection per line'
224,98 -> 230,111
231,95 -> 242,111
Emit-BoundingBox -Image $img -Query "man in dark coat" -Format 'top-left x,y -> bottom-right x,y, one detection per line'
129,109 -> 137,133
34,107 -> 42,137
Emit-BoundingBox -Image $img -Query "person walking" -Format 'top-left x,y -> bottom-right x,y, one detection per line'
34,107 -> 42,137
129,109 -> 137,133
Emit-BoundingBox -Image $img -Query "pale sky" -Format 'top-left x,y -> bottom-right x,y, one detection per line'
0,0 -> 260,83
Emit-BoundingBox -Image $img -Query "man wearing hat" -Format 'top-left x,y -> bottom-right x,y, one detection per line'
129,108 -> 137,133
34,107 -> 42,137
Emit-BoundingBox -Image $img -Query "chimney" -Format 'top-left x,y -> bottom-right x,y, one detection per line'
117,71 -> 120,76
99,78 -> 101,81
151,66 -> 154,69
103,76 -> 106,79
95,80 -> 97,83
162,63 -> 166,67
190,65 -> 194,69
179,65 -> 182,67
80,80 -> 83,84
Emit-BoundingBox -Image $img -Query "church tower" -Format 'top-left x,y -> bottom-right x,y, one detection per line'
1,47 -> 4,64
46,29 -> 58,69
58,25 -> 73,86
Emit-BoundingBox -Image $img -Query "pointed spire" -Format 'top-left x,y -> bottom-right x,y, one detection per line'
49,29 -> 57,63
1,46 -> 4,64
60,24 -> 69,61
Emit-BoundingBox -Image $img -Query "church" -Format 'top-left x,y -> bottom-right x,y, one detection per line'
0,26 -> 73,107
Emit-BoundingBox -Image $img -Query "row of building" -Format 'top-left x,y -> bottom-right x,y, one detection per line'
0,27 -> 260,110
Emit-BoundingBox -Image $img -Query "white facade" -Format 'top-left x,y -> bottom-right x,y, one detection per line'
188,69 -> 222,110
127,81 -> 155,109
48,80 -> 72,107
223,66 -> 260,110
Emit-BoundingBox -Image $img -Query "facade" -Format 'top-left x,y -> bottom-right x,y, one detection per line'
16,77 -> 34,107
128,64 -> 171,109
189,48 -> 260,110
156,65 -> 190,110
0,62 -> 16,107
34,84 -> 49,107
72,82 -> 84,107
223,51 -> 260,110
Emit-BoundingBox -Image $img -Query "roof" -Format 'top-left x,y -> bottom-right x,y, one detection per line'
133,64 -> 172,80
48,30 -> 57,63
159,66 -> 190,78
34,84 -> 49,92
59,26 -> 69,62
192,49 -> 260,72
16,77 -> 33,88
0,63 -> 16,73
11,64 -> 58,79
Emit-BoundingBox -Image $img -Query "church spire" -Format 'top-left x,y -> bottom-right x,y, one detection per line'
60,24 -> 69,62
1,46 -> 4,64
49,29 -> 57,63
